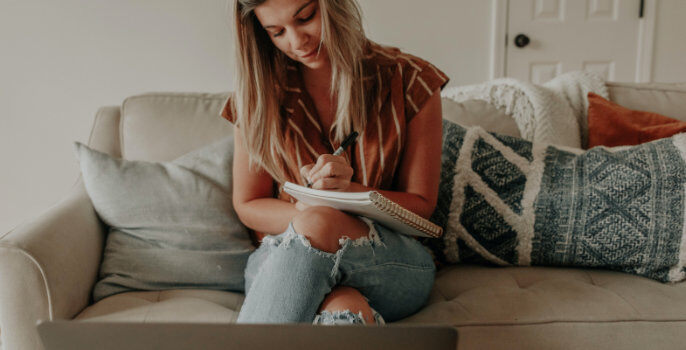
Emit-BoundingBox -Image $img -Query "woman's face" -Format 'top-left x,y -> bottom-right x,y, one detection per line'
254,0 -> 328,70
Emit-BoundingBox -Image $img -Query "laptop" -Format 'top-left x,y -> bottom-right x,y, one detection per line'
37,319 -> 457,350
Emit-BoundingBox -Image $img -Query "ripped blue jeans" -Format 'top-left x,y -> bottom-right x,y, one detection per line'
236,217 -> 435,325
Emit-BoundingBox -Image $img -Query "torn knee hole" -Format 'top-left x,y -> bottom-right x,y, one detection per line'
338,235 -> 373,247
338,219 -> 384,248
313,309 -> 368,325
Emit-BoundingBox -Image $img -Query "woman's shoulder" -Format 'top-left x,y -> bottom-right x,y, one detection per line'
364,41 -> 449,121
364,41 -> 449,88
363,41 -> 444,74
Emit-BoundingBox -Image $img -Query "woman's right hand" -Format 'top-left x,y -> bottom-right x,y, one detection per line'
299,154 -> 353,191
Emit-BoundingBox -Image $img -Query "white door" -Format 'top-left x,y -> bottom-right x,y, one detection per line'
506,0 -> 643,84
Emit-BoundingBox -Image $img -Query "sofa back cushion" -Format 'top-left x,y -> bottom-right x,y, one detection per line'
120,92 -> 233,161
441,98 -> 521,138
117,83 -> 686,161
119,92 -> 520,162
607,82 -> 686,122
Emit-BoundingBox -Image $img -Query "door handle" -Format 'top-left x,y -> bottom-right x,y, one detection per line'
514,34 -> 530,48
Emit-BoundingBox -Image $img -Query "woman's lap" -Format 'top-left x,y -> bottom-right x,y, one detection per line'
242,219 -> 435,322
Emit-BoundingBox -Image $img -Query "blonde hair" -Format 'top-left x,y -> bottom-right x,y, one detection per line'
232,0 -> 369,184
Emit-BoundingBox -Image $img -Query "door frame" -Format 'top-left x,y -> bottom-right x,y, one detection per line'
489,0 -> 657,82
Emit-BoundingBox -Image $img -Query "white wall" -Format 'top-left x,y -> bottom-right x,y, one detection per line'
1,0 -> 236,235
652,0 -> 686,82
1,0 -> 685,235
360,0 -> 492,87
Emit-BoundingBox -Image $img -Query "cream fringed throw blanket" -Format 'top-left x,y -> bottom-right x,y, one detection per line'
441,71 -> 608,148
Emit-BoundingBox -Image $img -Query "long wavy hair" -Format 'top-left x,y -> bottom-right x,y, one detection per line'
232,0 -> 368,184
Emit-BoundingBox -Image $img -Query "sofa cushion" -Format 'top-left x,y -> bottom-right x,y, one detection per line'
73,266 -> 686,350
119,92 -> 519,163
76,136 -> 254,302
75,289 -> 244,323
397,265 -> 686,349
120,92 -> 233,161
113,84 -> 686,162
426,120 -> 686,282
441,98 -> 521,138
607,82 -> 686,122
413,265 -> 686,324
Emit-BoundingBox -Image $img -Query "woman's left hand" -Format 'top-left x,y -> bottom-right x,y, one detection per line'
300,154 -> 354,191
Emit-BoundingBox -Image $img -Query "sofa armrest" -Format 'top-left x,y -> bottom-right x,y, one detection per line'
0,180 -> 105,350
87,105 -> 121,157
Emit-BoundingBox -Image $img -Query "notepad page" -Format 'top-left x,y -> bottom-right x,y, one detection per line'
283,182 -> 372,202
284,182 -> 434,237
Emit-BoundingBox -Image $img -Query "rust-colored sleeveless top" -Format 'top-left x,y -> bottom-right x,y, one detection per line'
221,41 -> 449,205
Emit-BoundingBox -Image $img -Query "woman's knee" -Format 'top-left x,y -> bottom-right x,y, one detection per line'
292,207 -> 369,253
318,286 -> 376,325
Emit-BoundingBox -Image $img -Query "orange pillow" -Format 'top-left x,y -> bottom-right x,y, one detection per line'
587,92 -> 686,148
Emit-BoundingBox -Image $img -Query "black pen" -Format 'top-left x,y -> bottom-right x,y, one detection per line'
307,131 -> 359,187
333,131 -> 359,156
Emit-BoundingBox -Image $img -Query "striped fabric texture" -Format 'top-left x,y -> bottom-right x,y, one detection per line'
222,41 -> 449,202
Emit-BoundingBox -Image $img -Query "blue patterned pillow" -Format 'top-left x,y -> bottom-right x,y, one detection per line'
426,120 -> 686,282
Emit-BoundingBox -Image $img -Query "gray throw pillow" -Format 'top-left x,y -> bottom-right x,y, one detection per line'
75,136 -> 254,302
425,120 -> 686,282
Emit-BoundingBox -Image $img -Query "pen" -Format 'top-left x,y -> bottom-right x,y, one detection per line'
307,131 -> 359,187
333,131 -> 359,156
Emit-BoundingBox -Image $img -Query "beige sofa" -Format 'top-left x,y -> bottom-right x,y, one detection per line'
2,82 -> 686,350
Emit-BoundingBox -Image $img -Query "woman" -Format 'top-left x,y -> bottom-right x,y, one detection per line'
223,0 -> 449,325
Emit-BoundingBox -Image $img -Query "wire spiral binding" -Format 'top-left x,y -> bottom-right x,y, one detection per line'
369,191 -> 443,238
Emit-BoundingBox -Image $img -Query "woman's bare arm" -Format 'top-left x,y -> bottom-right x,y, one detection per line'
346,89 -> 443,219
232,126 -> 300,235
234,88 -> 442,231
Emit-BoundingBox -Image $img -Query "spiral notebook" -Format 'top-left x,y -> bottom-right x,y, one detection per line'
283,182 -> 443,238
